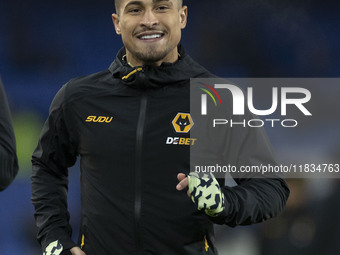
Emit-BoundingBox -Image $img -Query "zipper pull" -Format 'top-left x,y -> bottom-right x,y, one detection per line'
122,67 -> 143,80
204,235 -> 209,252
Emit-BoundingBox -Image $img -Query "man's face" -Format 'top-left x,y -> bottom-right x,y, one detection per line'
112,0 -> 187,66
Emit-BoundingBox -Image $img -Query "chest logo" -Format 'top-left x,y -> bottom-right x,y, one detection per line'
172,113 -> 194,133
85,115 -> 113,123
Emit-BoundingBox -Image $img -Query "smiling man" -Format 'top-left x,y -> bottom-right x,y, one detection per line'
31,1 -> 289,255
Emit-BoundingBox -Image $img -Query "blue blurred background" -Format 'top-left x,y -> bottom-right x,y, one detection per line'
0,0 -> 340,254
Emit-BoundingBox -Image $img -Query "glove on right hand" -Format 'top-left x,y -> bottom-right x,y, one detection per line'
44,240 -> 72,255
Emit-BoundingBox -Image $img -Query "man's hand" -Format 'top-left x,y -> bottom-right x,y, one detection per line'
176,172 -> 225,217
176,173 -> 189,191
70,247 -> 86,255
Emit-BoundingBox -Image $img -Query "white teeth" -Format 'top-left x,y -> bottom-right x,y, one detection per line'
140,34 -> 162,40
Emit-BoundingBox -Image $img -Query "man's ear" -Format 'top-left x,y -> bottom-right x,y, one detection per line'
112,13 -> 121,35
180,6 -> 188,29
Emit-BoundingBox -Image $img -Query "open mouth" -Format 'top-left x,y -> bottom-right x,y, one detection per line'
137,32 -> 165,41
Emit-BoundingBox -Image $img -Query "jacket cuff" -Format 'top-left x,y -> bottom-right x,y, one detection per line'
42,228 -> 77,253
208,186 -> 237,226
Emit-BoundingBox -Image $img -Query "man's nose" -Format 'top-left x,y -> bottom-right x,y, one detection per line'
140,9 -> 159,28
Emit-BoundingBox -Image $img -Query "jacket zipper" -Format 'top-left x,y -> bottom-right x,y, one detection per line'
134,92 -> 148,253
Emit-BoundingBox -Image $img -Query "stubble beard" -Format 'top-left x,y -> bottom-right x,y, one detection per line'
128,44 -> 173,65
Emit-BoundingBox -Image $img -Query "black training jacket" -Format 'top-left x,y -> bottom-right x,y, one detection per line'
0,76 -> 18,191
31,46 -> 289,255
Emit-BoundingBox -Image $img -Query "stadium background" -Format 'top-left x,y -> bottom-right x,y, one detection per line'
1,0 -> 340,254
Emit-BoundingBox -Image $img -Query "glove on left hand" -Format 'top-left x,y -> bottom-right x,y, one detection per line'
188,172 -> 225,217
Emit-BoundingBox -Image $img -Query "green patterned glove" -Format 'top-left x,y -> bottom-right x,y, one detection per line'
188,172 -> 225,217
44,240 -> 65,255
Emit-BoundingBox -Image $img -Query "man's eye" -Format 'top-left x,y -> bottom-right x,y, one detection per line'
156,6 -> 169,11
128,8 -> 141,13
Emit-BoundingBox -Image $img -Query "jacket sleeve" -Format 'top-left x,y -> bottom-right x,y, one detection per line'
0,78 -> 18,191
215,178 -> 289,227
211,112 -> 290,227
31,84 -> 78,252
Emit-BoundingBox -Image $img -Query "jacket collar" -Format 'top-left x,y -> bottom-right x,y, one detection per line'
108,45 -> 211,89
